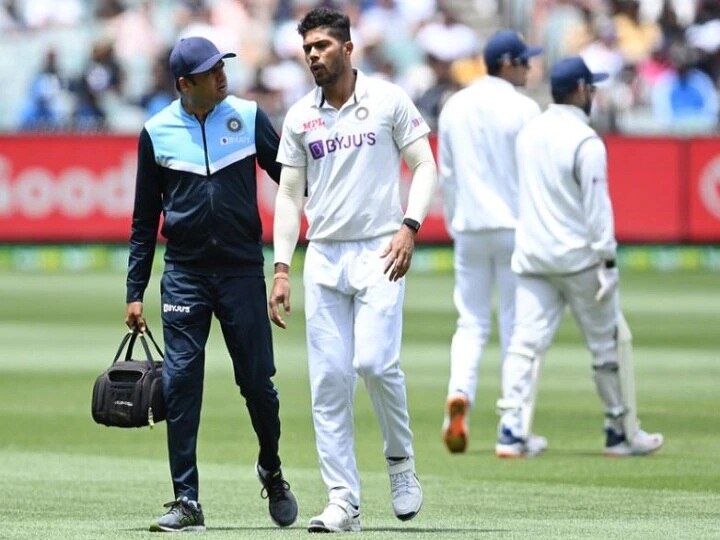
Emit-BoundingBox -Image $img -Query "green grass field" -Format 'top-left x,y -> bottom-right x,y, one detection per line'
1,266 -> 719,539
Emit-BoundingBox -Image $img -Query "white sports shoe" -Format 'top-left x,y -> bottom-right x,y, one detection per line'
526,434 -> 549,455
308,499 -> 361,533
495,426 -> 548,458
388,458 -> 423,521
604,428 -> 664,457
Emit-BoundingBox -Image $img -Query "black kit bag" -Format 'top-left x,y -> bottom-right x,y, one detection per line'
91,328 -> 166,428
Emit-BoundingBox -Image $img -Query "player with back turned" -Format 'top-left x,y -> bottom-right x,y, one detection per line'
268,6 -> 438,533
438,30 -> 546,456
124,36 -> 297,532
495,55 -> 664,458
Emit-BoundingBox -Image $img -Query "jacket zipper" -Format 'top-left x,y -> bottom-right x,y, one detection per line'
199,117 -> 215,213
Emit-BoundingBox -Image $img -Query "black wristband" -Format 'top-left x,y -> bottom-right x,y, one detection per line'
604,259 -> 616,268
402,217 -> 420,233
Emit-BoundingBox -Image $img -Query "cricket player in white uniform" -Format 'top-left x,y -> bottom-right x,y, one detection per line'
438,30 -> 546,456
496,56 -> 663,458
268,7 -> 438,533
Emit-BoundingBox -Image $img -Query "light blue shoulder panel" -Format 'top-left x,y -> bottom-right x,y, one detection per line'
145,96 -> 258,176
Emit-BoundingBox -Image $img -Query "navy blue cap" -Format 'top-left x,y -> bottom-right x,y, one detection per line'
550,56 -> 609,96
483,30 -> 542,68
169,37 -> 236,79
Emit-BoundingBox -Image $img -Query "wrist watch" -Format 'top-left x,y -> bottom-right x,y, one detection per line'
402,217 -> 420,233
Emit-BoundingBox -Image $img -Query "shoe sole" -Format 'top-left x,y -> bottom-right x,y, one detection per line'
149,524 -> 206,532
271,514 -> 298,528
395,500 -> 423,522
495,444 -> 546,459
604,442 -> 664,457
308,520 -> 361,533
443,397 -> 468,453
495,448 -> 528,459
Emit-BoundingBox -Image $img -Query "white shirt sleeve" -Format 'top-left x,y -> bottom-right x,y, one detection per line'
400,135 -> 438,224
273,165 -> 306,266
437,107 -> 456,236
392,87 -> 431,149
276,111 -> 307,167
576,136 -> 617,261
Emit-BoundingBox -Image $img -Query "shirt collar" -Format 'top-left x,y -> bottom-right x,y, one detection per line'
480,75 -> 516,91
548,103 -> 590,124
313,69 -> 368,108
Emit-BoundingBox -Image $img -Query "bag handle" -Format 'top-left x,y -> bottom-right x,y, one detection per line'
112,330 -> 137,364
144,327 -> 164,359
111,327 -> 165,374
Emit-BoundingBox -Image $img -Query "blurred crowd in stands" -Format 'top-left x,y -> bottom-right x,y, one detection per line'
2,0 -> 719,135
516,0 -> 720,133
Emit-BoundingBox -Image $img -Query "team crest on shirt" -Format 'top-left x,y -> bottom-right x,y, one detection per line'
355,107 -> 369,121
227,117 -> 242,132
222,117 -> 247,145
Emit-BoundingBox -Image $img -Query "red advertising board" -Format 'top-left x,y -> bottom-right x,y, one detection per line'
0,135 -> 138,241
687,138 -> 720,241
1,134 -> 719,243
605,136 -> 684,242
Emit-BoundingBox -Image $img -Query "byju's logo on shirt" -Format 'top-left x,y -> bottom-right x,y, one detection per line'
163,303 -> 191,314
309,140 -> 326,159
308,132 -> 377,160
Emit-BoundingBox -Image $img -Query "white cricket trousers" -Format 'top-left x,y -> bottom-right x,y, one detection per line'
303,236 -> 414,508
500,267 -> 619,436
447,229 -> 516,405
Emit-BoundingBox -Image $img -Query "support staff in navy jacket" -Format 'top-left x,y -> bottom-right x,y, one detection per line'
124,36 -> 298,533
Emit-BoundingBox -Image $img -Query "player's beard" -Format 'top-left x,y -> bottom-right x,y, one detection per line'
312,55 -> 344,87
582,95 -> 593,116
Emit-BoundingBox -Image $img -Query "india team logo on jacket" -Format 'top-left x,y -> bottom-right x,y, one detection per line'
308,132 -> 377,160
221,117 -> 249,145
226,117 -> 242,131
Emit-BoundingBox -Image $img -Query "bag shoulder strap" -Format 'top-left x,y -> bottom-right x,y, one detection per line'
144,327 -> 164,359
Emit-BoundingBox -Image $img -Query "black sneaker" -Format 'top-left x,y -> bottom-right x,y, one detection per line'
149,496 -> 205,532
257,464 -> 298,527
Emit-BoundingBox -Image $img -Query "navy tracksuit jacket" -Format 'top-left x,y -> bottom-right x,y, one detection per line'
126,96 -> 283,500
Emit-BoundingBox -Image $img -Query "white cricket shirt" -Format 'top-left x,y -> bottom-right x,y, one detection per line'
277,70 -> 430,241
437,76 -> 540,233
513,104 -> 617,274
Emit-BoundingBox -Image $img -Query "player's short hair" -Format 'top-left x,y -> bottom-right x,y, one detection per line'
551,89 -> 574,104
487,63 -> 502,76
297,6 -> 351,43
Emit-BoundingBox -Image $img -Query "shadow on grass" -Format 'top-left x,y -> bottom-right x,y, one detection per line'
361,527 -> 510,534
455,446 -> 668,460
124,526 -> 510,534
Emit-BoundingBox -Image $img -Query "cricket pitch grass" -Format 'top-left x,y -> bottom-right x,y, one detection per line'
1,267 -> 718,539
